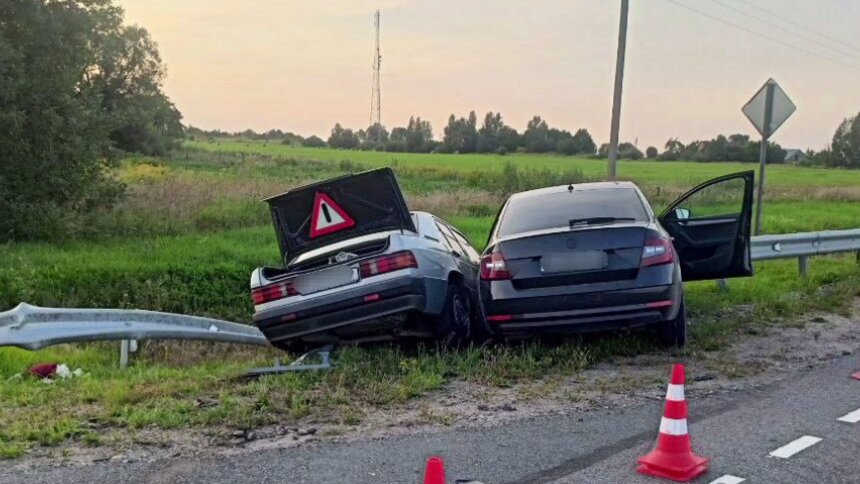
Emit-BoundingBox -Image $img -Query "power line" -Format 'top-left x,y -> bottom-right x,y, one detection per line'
661,0 -> 860,72
708,0 -> 860,62
736,0 -> 860,54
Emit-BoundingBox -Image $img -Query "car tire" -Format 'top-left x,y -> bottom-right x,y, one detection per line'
436,284 -> 473,348
659,297 -> 687,348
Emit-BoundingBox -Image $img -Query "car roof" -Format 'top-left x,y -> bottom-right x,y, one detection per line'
508,181 -> 641,203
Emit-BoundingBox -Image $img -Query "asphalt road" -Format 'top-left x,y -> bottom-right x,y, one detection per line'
4,356 -> 859,484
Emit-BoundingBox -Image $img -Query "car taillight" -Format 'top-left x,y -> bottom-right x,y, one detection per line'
480,251 -> 511,280
251,280 -> 298,305
641,237 -> 675,267
359,250 -> 417,278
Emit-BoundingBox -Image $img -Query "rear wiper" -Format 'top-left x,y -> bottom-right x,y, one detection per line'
569,217 -> 636,227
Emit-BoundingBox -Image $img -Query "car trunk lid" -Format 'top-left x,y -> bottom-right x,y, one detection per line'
264,167 -> 415,264
496,224 -> 648,290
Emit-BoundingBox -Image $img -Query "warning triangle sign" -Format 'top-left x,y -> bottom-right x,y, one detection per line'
310,192 -> 355,238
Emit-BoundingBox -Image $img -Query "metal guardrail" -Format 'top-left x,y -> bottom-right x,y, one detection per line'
0,303 -> 269,355
750,228 -> 860,276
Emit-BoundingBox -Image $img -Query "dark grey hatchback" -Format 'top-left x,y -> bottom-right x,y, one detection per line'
476,172 -> 755,347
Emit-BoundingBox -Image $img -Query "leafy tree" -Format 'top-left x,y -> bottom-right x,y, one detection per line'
498,125 -> 520,153
646,146 -> 658,159
404,116 -> 434,153
443,111 -> 478,153
523,116 -> 551,153
557,137 -> 579,155
826,113 -> 860,168
301,135 -> 326,148
90,24 -> 183,155
362,123 -> 389,149
597,142 -> 642,160
619,142 -> 643,160
659,138 -> 685,161
477,111 -> 515,153
0,0 -> 125,239
327,123 -> 359,149
571,128 -> 596,155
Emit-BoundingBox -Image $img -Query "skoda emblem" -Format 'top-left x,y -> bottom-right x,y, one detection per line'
335,251 -> 351,263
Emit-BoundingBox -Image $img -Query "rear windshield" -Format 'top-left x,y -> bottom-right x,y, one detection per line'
497,188 -> 648,236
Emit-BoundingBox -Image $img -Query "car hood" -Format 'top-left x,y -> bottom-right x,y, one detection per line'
264,167 -> 415,263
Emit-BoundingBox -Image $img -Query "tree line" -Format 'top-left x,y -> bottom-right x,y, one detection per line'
191,110 -> 860,170
643,134 -> 787,164
324,113 -> 598,156
1,0 -> 183,240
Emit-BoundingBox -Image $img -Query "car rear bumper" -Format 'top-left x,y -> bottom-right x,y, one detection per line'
253,276 -> 446,344
479,283 -> 681,336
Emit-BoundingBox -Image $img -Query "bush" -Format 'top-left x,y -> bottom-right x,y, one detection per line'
300,135 -> 326,148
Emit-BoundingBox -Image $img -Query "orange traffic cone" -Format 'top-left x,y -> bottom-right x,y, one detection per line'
424,456 -> 446,484
637,364 -> 708,482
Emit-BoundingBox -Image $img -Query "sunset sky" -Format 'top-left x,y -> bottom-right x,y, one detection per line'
119,0 -> 860,151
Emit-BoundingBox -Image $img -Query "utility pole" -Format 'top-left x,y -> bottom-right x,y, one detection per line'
370,10 -> 382,140
608,0 -> 630,180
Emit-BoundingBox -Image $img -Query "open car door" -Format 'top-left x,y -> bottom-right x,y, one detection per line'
658,171 -> 755,281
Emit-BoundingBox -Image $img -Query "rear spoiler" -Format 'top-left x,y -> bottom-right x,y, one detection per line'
264,167 -> 415,264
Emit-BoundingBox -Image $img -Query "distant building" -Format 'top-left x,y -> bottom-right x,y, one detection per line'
784,149 -> 806,163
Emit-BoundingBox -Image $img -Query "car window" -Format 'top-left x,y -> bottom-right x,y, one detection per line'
497,188 -> 648,237
435,222 -> 463,253
451,229 -> 481,262
667,177 -> 746,220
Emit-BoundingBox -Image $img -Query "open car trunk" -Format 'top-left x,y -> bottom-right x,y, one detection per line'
264,167 -> 415,266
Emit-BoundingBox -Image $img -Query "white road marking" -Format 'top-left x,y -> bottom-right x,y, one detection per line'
837,408 -> 860,424
769,435 -> 822,459
708,475 -> 745,484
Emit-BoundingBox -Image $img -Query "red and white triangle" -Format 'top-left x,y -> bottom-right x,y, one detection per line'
310,192 -> 355,238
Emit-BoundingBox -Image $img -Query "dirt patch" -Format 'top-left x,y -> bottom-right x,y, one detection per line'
8,300 -> 860,470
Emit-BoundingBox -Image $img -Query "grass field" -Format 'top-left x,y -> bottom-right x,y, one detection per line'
1,140 -> 859,458
186,139 -> 860,188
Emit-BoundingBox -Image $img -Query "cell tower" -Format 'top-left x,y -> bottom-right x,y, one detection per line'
370,10 -> 382,139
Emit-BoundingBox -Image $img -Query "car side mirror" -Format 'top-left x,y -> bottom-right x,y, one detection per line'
674,208 -> 691,220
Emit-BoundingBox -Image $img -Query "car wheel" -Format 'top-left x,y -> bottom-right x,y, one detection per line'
659,297 -> 687,348
437,284 -> 472,347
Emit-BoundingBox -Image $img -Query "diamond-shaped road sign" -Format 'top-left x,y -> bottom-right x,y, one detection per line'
742,78 -> 796,138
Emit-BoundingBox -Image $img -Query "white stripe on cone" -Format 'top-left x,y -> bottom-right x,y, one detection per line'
666,383 -> 685,401
659,417 -> 689,436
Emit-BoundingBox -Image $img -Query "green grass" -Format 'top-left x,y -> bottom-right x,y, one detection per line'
2,140 -> 859,458
186,139 -> 860,188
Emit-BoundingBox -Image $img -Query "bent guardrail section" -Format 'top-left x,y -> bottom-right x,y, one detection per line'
0,303 -> 269,351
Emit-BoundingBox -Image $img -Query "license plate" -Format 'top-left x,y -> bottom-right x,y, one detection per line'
541,251 -> 607,273
294,265 -> 359,294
